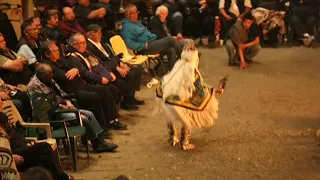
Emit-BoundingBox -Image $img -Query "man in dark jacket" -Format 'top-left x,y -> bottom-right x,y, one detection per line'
86,24 -> 145,106
40,40 -> 127,130
66,33 -> 139,110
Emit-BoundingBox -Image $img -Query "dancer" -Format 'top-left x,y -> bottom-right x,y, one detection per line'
156,40 -> 226,150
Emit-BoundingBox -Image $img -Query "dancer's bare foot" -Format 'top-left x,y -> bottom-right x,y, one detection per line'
182,143 -> 195,150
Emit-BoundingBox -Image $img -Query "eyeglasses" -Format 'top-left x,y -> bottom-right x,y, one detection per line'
76,41 -> 86,46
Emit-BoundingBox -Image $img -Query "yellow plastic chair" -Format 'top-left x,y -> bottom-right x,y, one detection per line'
109,35 -> 148,65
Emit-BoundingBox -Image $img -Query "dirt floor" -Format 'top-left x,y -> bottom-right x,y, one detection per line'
68,46 -> 320,180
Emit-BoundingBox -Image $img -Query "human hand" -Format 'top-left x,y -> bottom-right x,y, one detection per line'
240,61 -> 248,70
117,68 -> 127,78
176,33 -> 183,39
65,68 -> 79,80
6,84 -> 20,91
145,42 -> 149,49
101,77 -> 110,84
13,154 -> 24,166
0,92 -> 10,100
215,87 -> 224,95
237,17 -> 243,22
224,14 -> 232,21
66,100 -> 76,109
110,73 -> 117,81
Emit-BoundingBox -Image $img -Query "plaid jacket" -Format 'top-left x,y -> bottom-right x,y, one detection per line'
27,75 -> 68,105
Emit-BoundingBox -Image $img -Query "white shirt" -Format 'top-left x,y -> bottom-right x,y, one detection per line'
88,38 -> 109,58
18,44 -> 37,65
219,0 -> 252,17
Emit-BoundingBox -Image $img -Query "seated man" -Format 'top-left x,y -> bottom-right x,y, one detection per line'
86,24 -> 145,106
291,0 -> 319,47
120,4 -> 182,70
27,64 -> 118,153
148,5 -> 191,46
0,78 -> 32,122
226,13 -> 261,69
41,40 -> 126,130
0,32 -> 32,85
59,7 -> 86,40
39,10 -> 65,44
0,98 -> 72,180
90,0 -> 122,15
74,0 -> 116,41
16,20 -> 41,74
65,33 -> 140,110
219,0 -> 252,40
184,0 -> 219,45
151,0 -> 185,38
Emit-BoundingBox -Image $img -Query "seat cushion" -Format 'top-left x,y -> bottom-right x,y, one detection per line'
52,126 -> 86,139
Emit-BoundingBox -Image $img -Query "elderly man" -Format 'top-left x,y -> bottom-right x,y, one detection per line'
27,63 -> 118,153
86,24 -> 145,106
147,5 -> 190,46
0,32 -> 31,85
121,4 -> 182,70
59,7 -> 86,40
40,40 -> 126,130
65,33 -> 140,110
16,20 -> 41,74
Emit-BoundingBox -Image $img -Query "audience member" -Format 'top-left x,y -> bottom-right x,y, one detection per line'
66,33 -> 140,110
121,4 -> 182,70
219,0 -> 252,40
59,7 -> 86,40
0,33 -> 31,85
16,20 -> 41,74
40,40 -> 126,130
226,13 -> 261,69
291,0 -> 319,47
0,98 -> 72,180
27,64 -> 118,153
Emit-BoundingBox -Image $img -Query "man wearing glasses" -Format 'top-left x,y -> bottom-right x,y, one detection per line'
16,20 -> 41,74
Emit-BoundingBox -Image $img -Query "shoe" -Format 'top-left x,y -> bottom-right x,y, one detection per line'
103,131 -> 112,138
101,142 -> 118,152
127,97 -> 145,105
93,143 -> 118,153
120,103 -> 139,111
109,119 -> 128,130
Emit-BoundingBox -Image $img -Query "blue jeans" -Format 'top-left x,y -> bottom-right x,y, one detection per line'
60,109 -> 103,140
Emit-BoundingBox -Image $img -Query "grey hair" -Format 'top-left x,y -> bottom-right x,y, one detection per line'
40,40 -> 56,56
35,63 -> 52,80
68,33 -> 84,46
155,5 -> 168,15
124,4 -> 136,15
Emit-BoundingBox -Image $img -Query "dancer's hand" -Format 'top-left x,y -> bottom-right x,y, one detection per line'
13,154 -> 24,166
215,87 -> 224,95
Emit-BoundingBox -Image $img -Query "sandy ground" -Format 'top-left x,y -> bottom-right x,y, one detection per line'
68,46 -> 320,180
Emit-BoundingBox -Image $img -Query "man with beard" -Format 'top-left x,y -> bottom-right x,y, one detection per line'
59,7 -> 86,39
